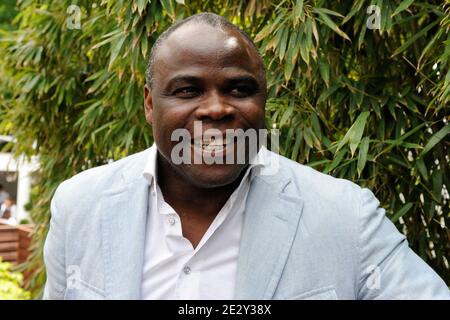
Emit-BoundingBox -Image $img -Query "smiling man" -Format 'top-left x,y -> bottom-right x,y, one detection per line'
43,13 -> 450,300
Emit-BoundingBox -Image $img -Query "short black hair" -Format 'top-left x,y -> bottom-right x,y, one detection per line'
145,12 -> 265,88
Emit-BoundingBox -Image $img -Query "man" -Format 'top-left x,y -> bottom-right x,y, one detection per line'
0,197 -> 17,225
43,13 -> 450,300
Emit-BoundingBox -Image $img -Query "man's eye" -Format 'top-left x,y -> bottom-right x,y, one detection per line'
173,87 -> 200,98
229,86 -> 255,97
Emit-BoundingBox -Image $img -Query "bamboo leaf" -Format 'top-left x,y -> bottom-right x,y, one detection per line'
415,157 -> 428,180
349,111 -> 370,156
324,148 -> 346,173
291,128 -> 303,161
337,111 -> 370,154
279,103 -> 294,127
137,0 -> 147,16
303,127 -> 314,149
293,0 -> 304,25
109,34 -> 127,69
391,203 -> 414,223
141,33 -> 148,58
419,125 -> 450,157
357,137 -> 370,176
318,82 -> 340,103
314,8 -> 350,41
278,27 -> 289,61
391,0 -> 414,18
391,19 -> 440,57
318,58 -> 330,86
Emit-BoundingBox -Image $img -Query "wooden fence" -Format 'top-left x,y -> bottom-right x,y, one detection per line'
0,223 -> 33,264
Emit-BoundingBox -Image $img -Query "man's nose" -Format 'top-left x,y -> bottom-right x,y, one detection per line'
195,91 -> 234,122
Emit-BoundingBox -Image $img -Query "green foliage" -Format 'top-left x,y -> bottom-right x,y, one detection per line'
0,258 -> 31,300
0,0 -> 448,297
0,0 -> 17,30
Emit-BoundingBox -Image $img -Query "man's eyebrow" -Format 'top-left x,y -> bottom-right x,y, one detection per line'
165,74 -> 260,88
166,75 -> 200,87
226,75 -> 259,84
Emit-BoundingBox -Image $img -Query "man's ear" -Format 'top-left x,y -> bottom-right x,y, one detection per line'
144,85 -> 154,124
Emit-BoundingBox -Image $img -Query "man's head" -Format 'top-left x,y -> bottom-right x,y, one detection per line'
144,12 -> 267,188
145,13 -> 266,89
4,197 -> 14,207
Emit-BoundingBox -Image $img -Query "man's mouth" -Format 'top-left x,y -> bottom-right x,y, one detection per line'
191,135 -> 235,154
200,137 -> 228,151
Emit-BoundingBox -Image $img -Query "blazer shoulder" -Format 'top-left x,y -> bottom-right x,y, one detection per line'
265,153 -> 366,234
54,148 -> 150,203
275,153 -> 362,199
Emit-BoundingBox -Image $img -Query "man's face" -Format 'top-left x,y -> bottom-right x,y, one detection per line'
144,22 -> 266,188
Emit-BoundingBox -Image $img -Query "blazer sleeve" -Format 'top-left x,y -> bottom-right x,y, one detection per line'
357,188 -> 450,299
43,185 -> 66,299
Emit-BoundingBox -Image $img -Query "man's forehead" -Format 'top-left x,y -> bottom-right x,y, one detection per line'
154,23 -> 259,75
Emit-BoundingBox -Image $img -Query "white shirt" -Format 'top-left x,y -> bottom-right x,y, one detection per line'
0,203 -> 16,222
141,144 -> 263,299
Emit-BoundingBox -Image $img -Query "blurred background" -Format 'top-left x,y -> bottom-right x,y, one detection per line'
0,0 -> 448,299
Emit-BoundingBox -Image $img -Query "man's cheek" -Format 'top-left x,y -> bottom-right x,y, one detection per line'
158,128 -> 177,148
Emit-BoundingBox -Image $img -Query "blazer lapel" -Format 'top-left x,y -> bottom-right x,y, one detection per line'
235,172 -> 304,299
100,151 -> 150,299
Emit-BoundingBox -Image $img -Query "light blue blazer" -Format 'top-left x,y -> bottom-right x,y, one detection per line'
43,147 -> 450,299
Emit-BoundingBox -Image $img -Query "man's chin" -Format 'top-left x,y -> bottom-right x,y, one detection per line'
179,163 -> 247,189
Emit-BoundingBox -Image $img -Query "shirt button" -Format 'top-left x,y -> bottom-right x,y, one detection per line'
167,215 -> 176,226
183,266 -> 191,275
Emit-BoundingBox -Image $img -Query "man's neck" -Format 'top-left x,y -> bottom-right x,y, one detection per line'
156,154 -> 246,219
156,153 -> 248,248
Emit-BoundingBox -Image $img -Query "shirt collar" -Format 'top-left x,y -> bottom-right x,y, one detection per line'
142,143 -> 158,187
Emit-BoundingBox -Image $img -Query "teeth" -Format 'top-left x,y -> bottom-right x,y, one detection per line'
202,142 -> 224,148
202,139 -> 213,146
193,136 -> 231,151
203,145 -> 225,151
202,137 -> 225,147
